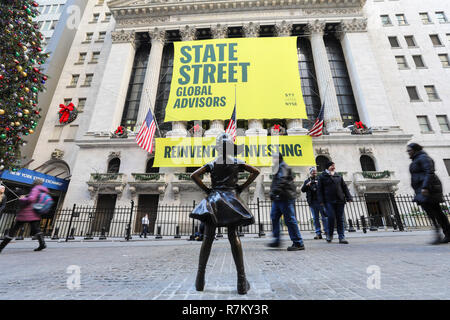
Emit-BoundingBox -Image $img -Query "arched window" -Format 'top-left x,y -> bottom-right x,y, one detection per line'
145,158 -> 159,173
316,156 -> 330,172
360,155 -> 376,171
107,158 -> 120,173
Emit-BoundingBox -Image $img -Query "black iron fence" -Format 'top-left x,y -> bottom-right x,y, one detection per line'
1,194 -> 449,240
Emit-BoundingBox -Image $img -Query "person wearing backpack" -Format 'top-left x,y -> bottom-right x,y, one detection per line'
0,178 -> 50,253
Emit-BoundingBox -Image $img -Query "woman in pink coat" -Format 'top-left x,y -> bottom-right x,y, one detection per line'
0,178 -> 48,253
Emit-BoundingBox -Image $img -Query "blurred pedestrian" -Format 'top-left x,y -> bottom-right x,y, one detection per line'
301,167 -> 328,239
139,214 -> 150,238
0,179 -> 49,253
318,161 -> 353,244
0,185 -> 6,217
407,143 -> 449,244
267,153 -> 305,251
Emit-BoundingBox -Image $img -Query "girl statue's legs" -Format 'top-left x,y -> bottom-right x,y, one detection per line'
228,226 -> 250,295
195,221 -> 216,291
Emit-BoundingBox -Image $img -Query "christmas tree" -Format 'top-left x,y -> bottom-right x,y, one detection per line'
0,0 -> 49,172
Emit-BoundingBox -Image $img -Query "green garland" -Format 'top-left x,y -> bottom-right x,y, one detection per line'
91,173 -> 119,182
361,171 -> 391,179
175,173 -> 191,181
133,173 -> 161,181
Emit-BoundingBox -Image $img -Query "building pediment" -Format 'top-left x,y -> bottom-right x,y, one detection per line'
108,0 -> 367,21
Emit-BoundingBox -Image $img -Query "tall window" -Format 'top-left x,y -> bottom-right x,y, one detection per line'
78,98 -> 86,112
324,36 -> 359,127
388,36 -> 400,48
297,38 -> 321,129
83,74 -> 93,87
77,52 -> 86,63
104,13 -> 111,22
412,55 -> 426,68
436,11 -> 448,23
424,85 -> 439,100
436,115 -> 450,131
380,15 -> 392,26
107,158 -> 120,173
417,116 -> 432,132
395,14 -> 407,25
360,155 -> 376,171
70,74 -> 79,86
120,40 -> 150,131
154,41 -> 176,135
406,86 -> 420,101
438,54 -> 450,67
98,32 -> 106,42
315,156 -> 330,172
145,158 -> 159,173
395,56 -> 408,69
85,33 -> 93,42
91,52 -> 100,63
404,35 -> 417,47
430,34 -> 442,46
420,12 -> 432,24
91,13 -> 100,23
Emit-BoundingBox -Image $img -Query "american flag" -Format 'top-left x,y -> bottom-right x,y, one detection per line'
136,109 -> 157,153
225,103 -> 237,142
308,101 -> 325,137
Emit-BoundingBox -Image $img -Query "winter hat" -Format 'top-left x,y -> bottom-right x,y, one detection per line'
309,167 -> 316,174
325,161 -> 335,170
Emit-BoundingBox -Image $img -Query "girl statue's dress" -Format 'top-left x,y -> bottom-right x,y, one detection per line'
189,133 -> 260,295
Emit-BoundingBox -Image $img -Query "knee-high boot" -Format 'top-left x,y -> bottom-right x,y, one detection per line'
195,223 -> 215,291
34,232 -> 46,252
0,236 -> 13,254
228,227 -> 250,295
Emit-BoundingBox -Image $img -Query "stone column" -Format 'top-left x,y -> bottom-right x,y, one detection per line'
337,19 -> 397,129
204,24 -> 228,138
88,30 -> 136,133
136,28 -> 165,129
166,25 -> 196,138
275,21 -> 308,135
306,20 -> 344,133
242,22 -> 267,136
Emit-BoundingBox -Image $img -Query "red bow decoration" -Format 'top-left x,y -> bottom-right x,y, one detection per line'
193,124 -> 201,132
115,126 -> 124,135
273,124 -> 280,131
355,121 -> 364,129
59,103 -> 74,124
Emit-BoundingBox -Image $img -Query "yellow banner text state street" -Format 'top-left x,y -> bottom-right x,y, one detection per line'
164,37 -> 307,122
153,136 -> 315,167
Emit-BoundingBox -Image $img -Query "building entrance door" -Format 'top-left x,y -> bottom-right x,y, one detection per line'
135,194 -> 159,234
364,193 -> 394,228
92,194 -> 117,234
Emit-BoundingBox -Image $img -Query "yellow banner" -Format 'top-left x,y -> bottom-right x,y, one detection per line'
164,37 -> 307,122
153,136 -> 315,167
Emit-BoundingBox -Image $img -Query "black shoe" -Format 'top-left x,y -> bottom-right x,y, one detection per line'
326,235 -> 332,243
339,239 -> 349,244
237,275 -> 250,295
441,236 -> 450,243
267,240 -> 281,248
139,234 -> 142,238
314,234 -> 323,240
34,233 -> 46,252
287,243 -> 305,251
195,269 -> 205,291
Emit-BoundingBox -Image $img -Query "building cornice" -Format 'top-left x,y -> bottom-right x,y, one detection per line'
108,0 -> 367,28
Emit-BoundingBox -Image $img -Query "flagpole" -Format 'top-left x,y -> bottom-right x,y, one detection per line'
144,88 -> 162,138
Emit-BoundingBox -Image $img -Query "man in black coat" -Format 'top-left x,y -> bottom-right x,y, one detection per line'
318,161 -> 353,244
268,153 -> 305,251
407,143 -> 449,244
301,167 -> 328,239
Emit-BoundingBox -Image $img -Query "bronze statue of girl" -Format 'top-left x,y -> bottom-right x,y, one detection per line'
190,133 -> 260,294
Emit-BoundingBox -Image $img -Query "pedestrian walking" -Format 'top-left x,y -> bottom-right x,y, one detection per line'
301,167 -> 328,239
407,143 -> 449,244
0,185 -> 6,217
267,153 -> 305,251
317,161 -> 353,244
190,133 -> 260,295
0,179 -> 49,253
139,214 -> 150,238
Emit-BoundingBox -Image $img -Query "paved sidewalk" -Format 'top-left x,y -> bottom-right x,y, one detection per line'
0,230 -> 448,300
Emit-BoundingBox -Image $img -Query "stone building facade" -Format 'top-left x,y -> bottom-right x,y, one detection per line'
29,0 -> 450,230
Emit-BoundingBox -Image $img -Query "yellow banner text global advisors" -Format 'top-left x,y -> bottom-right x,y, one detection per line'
153,136 -> 315,167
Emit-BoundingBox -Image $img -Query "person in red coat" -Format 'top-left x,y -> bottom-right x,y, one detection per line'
0,178 -> 48,253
